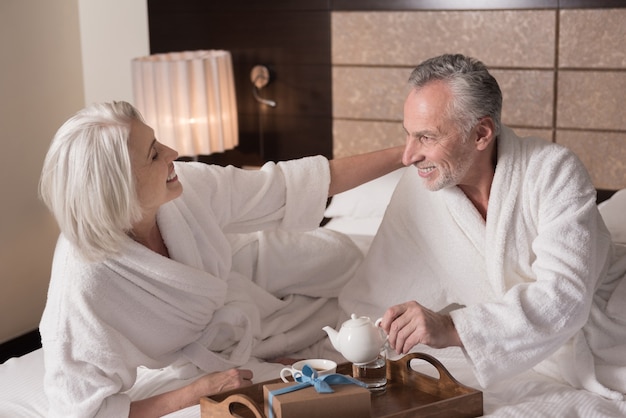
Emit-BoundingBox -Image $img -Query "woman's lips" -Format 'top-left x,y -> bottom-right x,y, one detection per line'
166,168 -> 178,182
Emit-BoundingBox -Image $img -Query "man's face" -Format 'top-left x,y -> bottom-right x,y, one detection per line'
402,81 -> 478,191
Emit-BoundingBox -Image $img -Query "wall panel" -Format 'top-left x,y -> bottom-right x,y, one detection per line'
332,67 -> 408,120
557,131 -> 626,190
559,9 -> 626,68
492,70 -> 555,128
558,71 -> 626,131
332,11 -> 555,67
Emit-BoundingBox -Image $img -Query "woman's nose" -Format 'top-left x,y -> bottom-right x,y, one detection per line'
164,144 -> 179,161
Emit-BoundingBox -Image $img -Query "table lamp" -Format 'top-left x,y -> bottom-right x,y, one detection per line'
131,50 -> 238,157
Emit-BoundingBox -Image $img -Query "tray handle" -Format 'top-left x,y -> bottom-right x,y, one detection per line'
388,352 -> 472,396
200,393 -> 266,418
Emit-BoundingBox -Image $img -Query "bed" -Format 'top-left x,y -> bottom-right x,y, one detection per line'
1,169 -> 625,417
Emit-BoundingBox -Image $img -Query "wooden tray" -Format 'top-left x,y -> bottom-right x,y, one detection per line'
200,352 -> 483,418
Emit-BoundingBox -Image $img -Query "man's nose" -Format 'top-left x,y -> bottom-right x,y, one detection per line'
402,137 -> 421,166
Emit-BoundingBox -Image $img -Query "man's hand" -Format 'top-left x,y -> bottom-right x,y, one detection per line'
379,301 -> 462,354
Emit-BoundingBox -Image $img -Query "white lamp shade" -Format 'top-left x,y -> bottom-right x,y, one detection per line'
131,50 -> 238,156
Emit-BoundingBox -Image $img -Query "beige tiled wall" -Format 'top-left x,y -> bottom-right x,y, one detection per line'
332,8 -> 626,190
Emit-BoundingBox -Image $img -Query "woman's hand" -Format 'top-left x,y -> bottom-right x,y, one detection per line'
129,368 -> 254,417
194,368 -> 254,396
379,301 -> 462,354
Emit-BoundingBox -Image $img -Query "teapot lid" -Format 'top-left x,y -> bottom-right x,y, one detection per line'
343,313 -> 372,328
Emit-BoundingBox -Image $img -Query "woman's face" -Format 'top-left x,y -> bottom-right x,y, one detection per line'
127,119 -> 183,219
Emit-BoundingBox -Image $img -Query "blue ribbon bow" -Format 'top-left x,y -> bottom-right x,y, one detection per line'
267,364 -> 367,418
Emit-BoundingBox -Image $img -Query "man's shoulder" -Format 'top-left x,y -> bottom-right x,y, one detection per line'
501,127 -> 594,197
505,128 -> 568,156
503,127 -> 579,169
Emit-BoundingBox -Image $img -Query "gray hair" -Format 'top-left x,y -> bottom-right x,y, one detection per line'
39,101 -> 144,262
408,54 -> 502,138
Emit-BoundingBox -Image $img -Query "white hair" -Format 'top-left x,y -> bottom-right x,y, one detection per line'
408,54 -> 502,138
39,101 -> 143,262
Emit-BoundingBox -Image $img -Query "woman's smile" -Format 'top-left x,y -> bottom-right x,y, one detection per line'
166,167 -> 178,183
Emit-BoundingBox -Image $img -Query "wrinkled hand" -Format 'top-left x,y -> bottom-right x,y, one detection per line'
129,368 -> 255,417
379,301 -> 462,354
196,368 -> 254,396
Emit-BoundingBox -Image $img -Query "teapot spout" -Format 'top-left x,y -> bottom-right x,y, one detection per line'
322,326 -> 341,352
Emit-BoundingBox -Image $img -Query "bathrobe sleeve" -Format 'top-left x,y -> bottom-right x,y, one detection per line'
173,156 -> 330,235
450,135 -> 612,387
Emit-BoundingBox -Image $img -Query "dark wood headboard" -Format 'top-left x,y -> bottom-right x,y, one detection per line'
147,0 -> 333,166
597,189 -> 617,204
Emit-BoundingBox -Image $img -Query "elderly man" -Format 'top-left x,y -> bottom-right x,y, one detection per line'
339,53 -> 626,400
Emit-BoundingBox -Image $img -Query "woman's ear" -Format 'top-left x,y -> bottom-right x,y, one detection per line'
474,117 -> 496,151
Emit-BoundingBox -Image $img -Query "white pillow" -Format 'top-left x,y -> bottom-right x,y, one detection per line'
598,188 -> 626,245
324,167 -> 406,219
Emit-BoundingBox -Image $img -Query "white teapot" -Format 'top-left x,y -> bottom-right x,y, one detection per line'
322,314 -> 387,365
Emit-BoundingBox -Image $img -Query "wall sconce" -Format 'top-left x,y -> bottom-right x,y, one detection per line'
131,50 -> 238,157
250,65 -> 276,107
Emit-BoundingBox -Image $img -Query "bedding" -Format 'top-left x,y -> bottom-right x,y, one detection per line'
1,172 -> 626,417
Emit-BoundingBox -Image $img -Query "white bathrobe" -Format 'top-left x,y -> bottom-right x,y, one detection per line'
339,127 -> 626,400
39,156 -> 363,418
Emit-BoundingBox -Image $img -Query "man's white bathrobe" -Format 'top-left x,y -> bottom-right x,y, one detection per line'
39,157 -> 363,417
339,127 -> 626,400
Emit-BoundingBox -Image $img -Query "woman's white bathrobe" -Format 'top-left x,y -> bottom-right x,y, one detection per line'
39,157 -> 363,417
339,127 -> 626,400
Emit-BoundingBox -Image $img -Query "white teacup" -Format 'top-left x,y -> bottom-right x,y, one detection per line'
279,359 -> 337,382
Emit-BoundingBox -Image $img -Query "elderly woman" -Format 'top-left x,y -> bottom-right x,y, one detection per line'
38,101 -> 403,417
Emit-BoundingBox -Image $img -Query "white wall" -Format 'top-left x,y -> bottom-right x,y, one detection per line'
0,0 -> 149,344
78,0 -> 149,105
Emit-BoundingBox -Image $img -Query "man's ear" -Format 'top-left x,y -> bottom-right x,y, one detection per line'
474,117 -> 496,151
